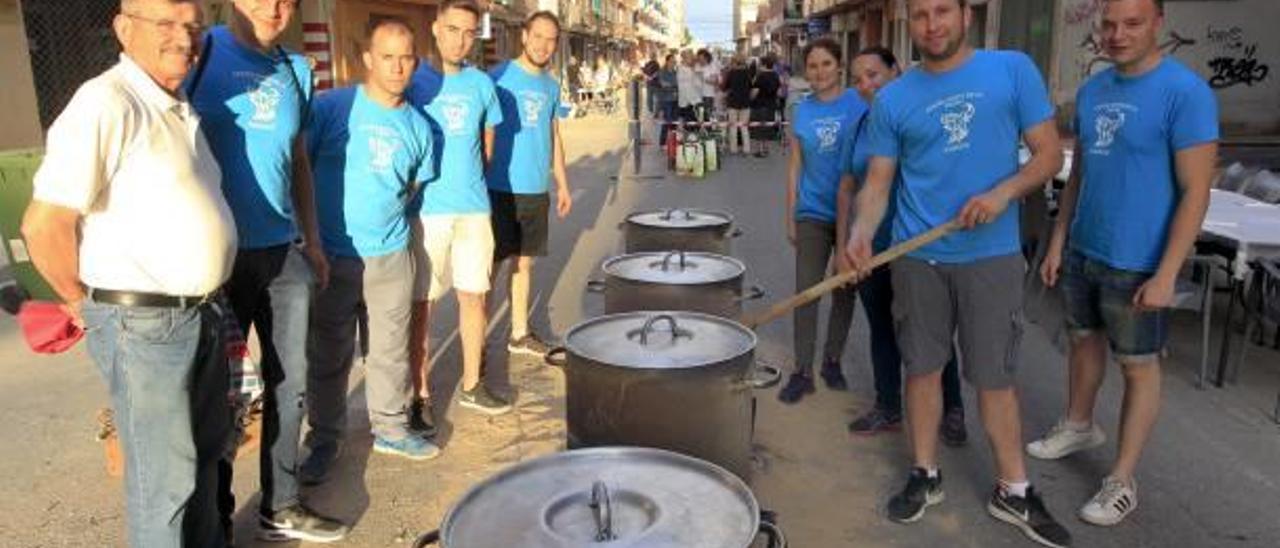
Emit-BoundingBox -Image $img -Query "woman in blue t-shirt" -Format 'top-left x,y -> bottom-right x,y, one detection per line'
837,47 -> 967,445
778,38 -> 867,403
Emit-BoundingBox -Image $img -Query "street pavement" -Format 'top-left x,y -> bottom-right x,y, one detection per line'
1,110 -> 1279,547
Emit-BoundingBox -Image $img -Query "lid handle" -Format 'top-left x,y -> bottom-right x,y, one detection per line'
590,481 -> 615,542
638,314 -> 683,346
659,250 -> 688,271
658,208 -> 695,221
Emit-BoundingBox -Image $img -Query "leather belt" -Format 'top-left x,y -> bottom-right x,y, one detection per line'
88,288 -> 217,309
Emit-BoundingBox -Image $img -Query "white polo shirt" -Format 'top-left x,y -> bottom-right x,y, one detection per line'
32,54 -> 236,296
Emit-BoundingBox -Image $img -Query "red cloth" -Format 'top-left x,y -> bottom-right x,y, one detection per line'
17,301 -> 84,354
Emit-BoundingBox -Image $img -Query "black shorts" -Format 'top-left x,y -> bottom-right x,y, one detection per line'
490,190 -> 550,261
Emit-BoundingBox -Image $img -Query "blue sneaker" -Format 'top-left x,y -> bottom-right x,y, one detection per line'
373,435 -> 441,461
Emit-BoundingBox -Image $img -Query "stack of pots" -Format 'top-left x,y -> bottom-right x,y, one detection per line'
556,205 -> 777,484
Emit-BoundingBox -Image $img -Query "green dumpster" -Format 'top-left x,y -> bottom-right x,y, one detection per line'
0,149 -> 59,303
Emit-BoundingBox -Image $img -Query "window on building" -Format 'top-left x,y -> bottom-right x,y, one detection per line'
998,0 -> 1055,78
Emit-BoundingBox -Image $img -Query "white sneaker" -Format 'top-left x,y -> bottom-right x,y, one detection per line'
1026,420 -> 1106,460
1079,476 -> 1137,526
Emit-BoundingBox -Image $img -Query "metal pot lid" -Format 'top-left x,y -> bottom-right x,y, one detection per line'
564,311 -> 756,370
626,208 -> 733,229
603,251 -> 745,285
439,447 -> 759,548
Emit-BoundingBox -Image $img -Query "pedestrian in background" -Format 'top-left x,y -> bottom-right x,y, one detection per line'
22,1 -> 235,544
676,50 -> 701,125
836,46 -> 968,446
750,54 -> 782,157
696,49 -> 718,121
656,53 -> 679,146
642,52 -> 661,116
778,38 -> 867,404
723,54 -> 754,156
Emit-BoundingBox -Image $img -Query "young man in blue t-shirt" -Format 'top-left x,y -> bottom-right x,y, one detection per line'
1030,0 -> 1218,527
185,0 -> 333,540
844,1 -> 1070,545
301,19 -> 439,493
405,0 -> 511,421
486,12 -> 573,361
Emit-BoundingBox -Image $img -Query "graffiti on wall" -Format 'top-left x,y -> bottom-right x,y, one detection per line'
1203,25 -> 1270,89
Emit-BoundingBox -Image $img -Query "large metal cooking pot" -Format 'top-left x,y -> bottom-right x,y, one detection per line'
411,447 -> 786,548
546,312 -> 779,481
622,208 -> 741,254
587,250 -> 765,318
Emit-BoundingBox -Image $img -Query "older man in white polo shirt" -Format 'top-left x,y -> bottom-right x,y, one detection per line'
20,1 -> 236,546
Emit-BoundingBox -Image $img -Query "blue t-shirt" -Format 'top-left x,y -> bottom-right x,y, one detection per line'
866,50 -> 1054,263
188,26 -> 313,249
843,113 -> 896,252
406,63 -> 504,215
1070,59 -> 1219,272
488,61 -> 562,195
307,86 -> 434,258
792,89 -> 868,223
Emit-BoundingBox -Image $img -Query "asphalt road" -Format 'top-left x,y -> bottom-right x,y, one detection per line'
1,112 -> 1279,547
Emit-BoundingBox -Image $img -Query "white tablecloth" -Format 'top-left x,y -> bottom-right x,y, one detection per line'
1202,189 -> 1280,278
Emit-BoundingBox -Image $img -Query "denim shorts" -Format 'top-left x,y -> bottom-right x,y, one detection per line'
1060,250 -> 1168,361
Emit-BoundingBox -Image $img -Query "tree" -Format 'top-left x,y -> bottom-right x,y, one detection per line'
681,26 -> 695,48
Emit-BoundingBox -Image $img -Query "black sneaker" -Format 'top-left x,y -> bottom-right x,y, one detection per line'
887,468 -> 945,523
508,333 -> 554,358
409,396 -> 437,439
459,383 -> 513,415
940,407 -> 969,447
987,486 -> 1073,548
776,373 -> 815,404
819,358 -> 848,390
848,407 -> 903,436
258,504 -> 349,543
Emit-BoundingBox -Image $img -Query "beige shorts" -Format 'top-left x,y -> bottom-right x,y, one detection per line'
412,214 -> 495,301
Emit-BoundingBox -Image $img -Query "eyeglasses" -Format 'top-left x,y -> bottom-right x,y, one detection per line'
124,13 -> 207,37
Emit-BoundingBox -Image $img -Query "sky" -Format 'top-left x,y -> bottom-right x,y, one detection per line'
684,0 -> 735,46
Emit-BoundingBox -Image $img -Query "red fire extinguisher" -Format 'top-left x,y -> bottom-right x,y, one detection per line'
666,125 -> 678,170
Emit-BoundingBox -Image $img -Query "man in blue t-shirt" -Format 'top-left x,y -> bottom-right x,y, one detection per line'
405,0 -> 510,421
302,19 -> 440,486
1029,0 -> 1219,527
843,1 -> 1070,545
486,12 -> 573,362
185,0 -> 334,540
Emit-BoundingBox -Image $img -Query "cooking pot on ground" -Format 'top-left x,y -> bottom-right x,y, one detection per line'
411,446 -> 786,547
587,250 -> 765,318
622,208 -> 741,255
546,312 -> 780,481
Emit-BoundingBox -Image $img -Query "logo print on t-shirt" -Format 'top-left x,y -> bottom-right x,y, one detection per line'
436,95 -> 471,135
1090,103 -> 1137,155
814,117 -> 843,153
246,75 -> 286,128
928,93 -> 982,153
368,136 -> 399,172
519,91 -> 547,127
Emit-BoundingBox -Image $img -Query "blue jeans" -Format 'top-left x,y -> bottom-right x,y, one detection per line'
223,244 -> 314,514
1060,250 -> 1168,360
82,299 -> 231,548
658,99 -> 677,146
860,264 -> 963,413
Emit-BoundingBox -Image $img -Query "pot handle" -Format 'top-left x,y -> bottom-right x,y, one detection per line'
746,360 -> 782,389
757,511 -> 788,548
638,314 -> 682,346
660,250 -> 687,271
586,280 -> 606,293
659,208 -> 695,221
730,228 -> 744,238
544,347 -> 568,367
590,481 -> 616,542
410,530 -> 441,548
735,284 -> 766,302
